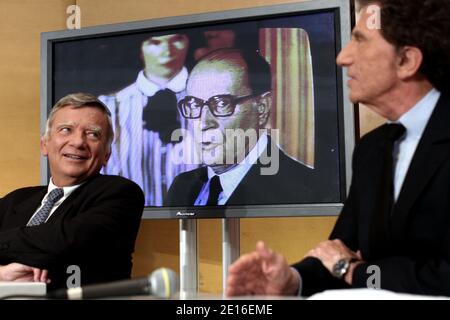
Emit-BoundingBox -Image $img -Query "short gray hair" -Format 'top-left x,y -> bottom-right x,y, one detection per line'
44,93 -> 114,149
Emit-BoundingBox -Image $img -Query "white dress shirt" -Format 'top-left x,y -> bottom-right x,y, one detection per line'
392,88 -> 440,200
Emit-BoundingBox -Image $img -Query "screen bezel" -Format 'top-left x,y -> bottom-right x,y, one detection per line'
41,0 -> 355,219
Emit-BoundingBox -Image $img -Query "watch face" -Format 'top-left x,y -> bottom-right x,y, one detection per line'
332,259 -> 350,279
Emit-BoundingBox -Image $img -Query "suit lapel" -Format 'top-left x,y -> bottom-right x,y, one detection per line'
46,193 -> 75,223
226,140 -> 278,205
45,178 -> 97,223
187,167 -> 208,205
364,125 -> 393,258
12,188 -> 47,227
227,162 -> 260,205
392,94 -> 450,238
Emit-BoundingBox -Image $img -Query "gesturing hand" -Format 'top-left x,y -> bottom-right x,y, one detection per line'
226,241 -> 300,296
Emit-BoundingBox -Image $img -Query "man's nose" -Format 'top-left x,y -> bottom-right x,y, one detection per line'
69,131 -> 87,148
200,105 -> 218,131
336,42 -> 353,67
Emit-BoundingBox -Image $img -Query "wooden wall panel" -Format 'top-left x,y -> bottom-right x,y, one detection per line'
77,0 -> 304,27
359,105 -> 385,137
0,0 -> 74,195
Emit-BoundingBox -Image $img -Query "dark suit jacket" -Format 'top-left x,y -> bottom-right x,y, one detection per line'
293,93 -> 450,297
165,142 -> 315,206
0,174 -> 144,290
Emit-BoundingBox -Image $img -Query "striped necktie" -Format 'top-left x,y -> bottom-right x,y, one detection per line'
27,188 -> 64,226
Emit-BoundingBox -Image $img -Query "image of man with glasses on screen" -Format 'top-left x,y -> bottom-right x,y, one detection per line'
165,48 -> 315,207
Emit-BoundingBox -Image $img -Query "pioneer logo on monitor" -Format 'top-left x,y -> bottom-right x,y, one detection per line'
176,211 -> 196,216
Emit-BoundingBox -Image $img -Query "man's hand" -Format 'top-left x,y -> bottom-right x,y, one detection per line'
226,241 -> 300,296
304,239 -> 362,285
0,263 -> 49,283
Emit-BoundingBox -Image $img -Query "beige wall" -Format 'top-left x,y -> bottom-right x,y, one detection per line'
0,0 -> 384,294
0,0 -> 75,195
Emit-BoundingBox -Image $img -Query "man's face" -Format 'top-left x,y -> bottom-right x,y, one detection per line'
187,61 -> 264,171
336,8 -> 401,115
141,34 -> 189,78
41,106 -> 111,186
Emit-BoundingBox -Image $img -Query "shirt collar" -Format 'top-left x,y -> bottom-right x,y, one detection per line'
48,178 -> 83,201
136,67 -> 188,97
394,88 -> 441,139
207,132 -> 269,199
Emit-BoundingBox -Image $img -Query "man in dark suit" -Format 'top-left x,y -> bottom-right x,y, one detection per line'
166,48 -> 315,207
166,141 -> 313,206
226,0 -> 450,297
0,93 -> 144,290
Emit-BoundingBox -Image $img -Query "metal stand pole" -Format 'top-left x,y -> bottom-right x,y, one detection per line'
179,219 -> 198,299
222,218 -> 240,294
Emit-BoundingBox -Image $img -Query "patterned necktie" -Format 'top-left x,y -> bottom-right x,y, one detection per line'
206,176 -> 223,206
27,188 -> 64,226
370,123 -> 405,258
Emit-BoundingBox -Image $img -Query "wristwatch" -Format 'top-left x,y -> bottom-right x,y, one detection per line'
332,258 -> 354,279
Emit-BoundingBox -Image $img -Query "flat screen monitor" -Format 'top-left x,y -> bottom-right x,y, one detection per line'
41,0 -> 356,218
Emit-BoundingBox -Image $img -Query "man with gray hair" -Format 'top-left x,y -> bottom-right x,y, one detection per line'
0,93 -> 144,290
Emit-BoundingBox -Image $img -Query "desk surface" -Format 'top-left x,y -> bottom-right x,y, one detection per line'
2,283 -> 448,300
117,289 -> 449,300
0,281 -> 46,299
307,288 -> 450,300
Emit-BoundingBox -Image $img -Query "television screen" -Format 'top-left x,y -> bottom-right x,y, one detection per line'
41,0 -> 355,218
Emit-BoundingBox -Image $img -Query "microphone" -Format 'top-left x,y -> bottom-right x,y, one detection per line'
46,268 -> 178,299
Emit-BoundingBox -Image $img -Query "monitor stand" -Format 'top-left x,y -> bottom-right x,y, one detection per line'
179,219 -> 197,298
222,218 -> 240,295
179,218 -> 240,298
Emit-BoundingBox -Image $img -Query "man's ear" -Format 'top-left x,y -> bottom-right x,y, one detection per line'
256,92 -> 271,127
40,136 -> 48,157
396,46 -> 423,80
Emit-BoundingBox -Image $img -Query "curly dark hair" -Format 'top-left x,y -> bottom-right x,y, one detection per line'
357,0 -> 450,92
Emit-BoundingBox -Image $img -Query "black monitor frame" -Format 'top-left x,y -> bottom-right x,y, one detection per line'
41,0 -> 355,219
